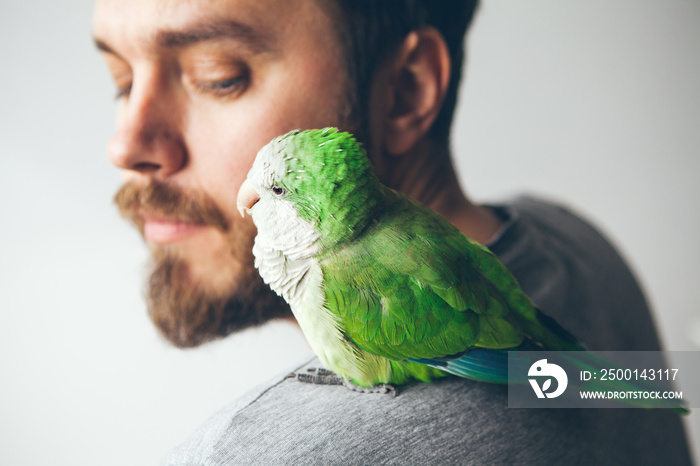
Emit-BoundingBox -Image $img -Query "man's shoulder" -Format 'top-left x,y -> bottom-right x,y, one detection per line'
164,356 -> 559,465
163,356 -> 691,466
161,357 -> 314,465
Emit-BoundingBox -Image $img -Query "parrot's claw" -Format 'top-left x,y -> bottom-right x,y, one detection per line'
287,368 -> 397,396
342,379 -> 398,397
287,367 -> 345,385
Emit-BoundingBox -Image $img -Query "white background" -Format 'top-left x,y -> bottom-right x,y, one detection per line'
0,1 -> 698,464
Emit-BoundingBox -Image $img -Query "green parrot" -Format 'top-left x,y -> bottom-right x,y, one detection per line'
236,127 -> 583,385
236,128 -> 688,413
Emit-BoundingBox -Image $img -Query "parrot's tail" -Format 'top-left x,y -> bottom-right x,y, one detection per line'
410,348 -> 525,384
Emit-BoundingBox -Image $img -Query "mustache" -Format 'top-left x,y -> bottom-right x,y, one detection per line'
114,179 -> 228,232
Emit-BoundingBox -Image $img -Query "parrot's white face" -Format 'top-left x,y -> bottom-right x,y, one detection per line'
241,140 -> 320,260
237,140 -> 323,318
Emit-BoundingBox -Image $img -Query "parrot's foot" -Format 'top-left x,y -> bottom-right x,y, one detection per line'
342,379 -> 397,397
287,368 -> 397,396
287,367 -> 345,385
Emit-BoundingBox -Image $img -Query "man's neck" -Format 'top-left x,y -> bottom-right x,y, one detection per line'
380,139 -> 502,245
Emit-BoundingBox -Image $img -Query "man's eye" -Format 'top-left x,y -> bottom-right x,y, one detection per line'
114,82 -> 132,100
194,76 -> 248,97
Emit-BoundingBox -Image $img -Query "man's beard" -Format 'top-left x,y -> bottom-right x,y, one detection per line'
114,180 -> 291,348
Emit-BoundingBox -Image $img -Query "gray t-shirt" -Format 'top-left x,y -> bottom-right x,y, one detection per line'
163,196 -> 692,465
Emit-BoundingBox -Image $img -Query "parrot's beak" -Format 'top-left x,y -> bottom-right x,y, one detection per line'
237,178 -> 261,218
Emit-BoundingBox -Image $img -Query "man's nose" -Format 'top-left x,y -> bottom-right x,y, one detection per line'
107,78 -> 186,179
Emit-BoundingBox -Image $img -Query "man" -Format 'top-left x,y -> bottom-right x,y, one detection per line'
93,0 -> 692,463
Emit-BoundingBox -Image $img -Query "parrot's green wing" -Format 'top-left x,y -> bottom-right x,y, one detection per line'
320,189 -> 559,366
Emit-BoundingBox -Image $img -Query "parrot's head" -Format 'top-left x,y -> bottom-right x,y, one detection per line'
237,128 -> 382,251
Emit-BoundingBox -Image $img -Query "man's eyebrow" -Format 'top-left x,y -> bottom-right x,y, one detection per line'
154,20 -> 272,53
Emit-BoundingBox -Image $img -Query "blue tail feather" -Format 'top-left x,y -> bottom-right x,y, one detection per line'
409,348 -> 526,384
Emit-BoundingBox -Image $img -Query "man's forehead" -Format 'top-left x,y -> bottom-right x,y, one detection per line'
92,0 -> 310,55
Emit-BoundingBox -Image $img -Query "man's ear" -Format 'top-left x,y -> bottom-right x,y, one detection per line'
383,27 -> 451,156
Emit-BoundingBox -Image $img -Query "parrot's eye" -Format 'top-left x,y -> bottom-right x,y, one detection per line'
271,185 -> 287,196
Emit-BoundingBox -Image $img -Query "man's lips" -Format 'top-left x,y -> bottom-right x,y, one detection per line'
142,216 -> 208,244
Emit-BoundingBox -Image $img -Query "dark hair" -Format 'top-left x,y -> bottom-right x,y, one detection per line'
328,0 -> 480,144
